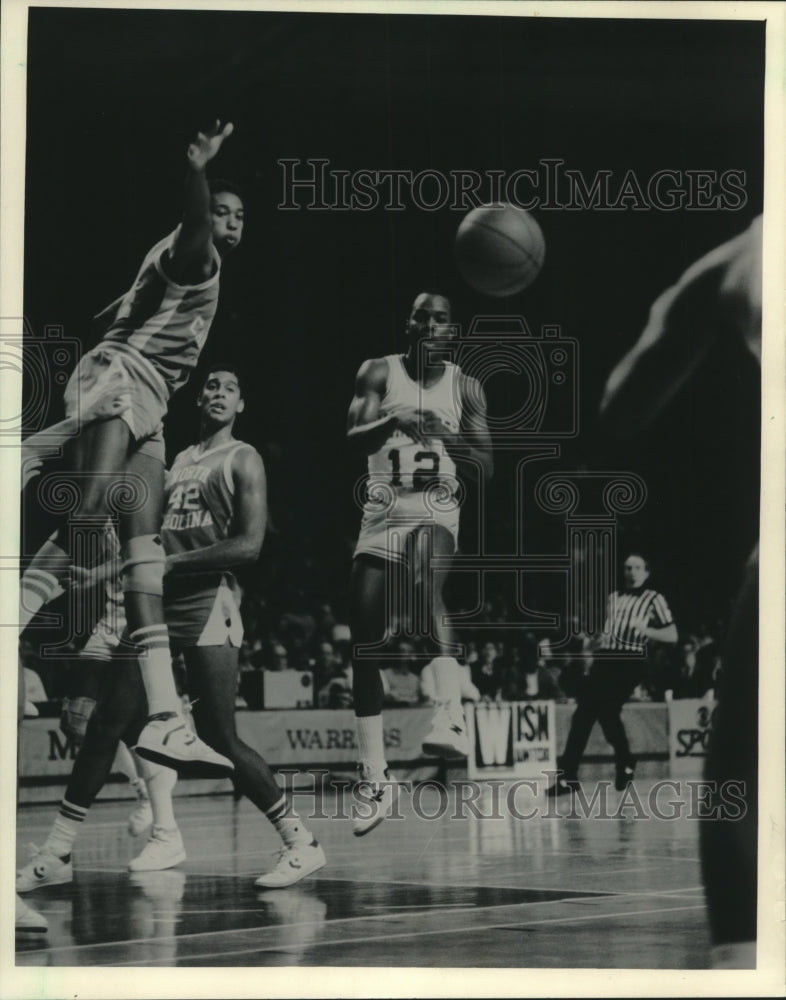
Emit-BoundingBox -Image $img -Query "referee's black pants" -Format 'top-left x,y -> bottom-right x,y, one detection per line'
559,659 -> 642,778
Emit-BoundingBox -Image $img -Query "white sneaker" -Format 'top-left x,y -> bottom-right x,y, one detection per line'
254,840 -> 326,889
16,845 -> 73,893
15,894 -> 48,933
352,767 -> 401,837
128,826 -> 186,872
421,703 -> 469,759
127,794 -> 153,837
134,711 -> 233,777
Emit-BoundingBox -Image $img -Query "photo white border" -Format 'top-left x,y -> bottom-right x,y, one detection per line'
1,2 -> 783,997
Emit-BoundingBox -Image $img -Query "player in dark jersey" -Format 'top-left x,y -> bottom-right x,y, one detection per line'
17,364 -> 326,888
18,121 -> 242,776
546,553 -> 678,796
598,216 -> 763,969
347,291 -> 493,835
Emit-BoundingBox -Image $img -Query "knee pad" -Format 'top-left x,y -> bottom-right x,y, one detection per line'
121,534 -> 165,596
60,696 -> 97,744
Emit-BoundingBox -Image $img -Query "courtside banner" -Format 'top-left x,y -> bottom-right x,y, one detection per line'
466,701 -> 557,779
668,697 -> 718,776
236,707 -> 433,766
18,718 -> 135,782
17,709 -> 433,779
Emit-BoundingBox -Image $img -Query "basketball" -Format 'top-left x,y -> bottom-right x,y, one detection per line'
454,203 -> 545,297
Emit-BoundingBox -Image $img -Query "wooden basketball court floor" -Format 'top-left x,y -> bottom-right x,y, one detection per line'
15,768 -> 712,970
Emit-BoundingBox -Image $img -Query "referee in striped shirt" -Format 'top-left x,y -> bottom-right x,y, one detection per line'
547,553 -> 678,795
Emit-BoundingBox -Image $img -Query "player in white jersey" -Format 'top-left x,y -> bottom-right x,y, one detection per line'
346,291 -> 493,835
18,121 -> 242,776
18,366 -> 325,889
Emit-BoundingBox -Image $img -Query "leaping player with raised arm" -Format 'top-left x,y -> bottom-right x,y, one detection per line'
18,121 -> 243,775
346,291 -> 493,835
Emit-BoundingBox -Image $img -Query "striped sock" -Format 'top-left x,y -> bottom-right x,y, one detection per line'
129,625 -> 180,715
265,794 -> 312,848
19,534 -> 71,630
43,799 -> 88,859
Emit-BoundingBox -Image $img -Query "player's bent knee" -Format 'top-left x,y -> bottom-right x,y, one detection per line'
121,534 -> 165,596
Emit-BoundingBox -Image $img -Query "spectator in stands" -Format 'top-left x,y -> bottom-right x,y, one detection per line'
501,635 -> 564,702
499,639 -> 528,702
278,599 -> 316,670
318,659 -> 354,709
381,641 -> 422,706
329,628 -> 353,696
464,639 -> 479,667
240,634 -> 265,671
671,636 -> 717,699
313,601 -> 337,643
331,623 -> 351,646
629,680 -> 653,702
266,640 -> 289,672
471,641 -> 504,702
309,639 -> 341,702
646,640 -> 675,701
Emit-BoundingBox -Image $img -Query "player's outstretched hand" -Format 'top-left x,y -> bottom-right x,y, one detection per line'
187,120 -> 234,170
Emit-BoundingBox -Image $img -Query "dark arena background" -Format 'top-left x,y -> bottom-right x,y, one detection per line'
11,3 -> 774,987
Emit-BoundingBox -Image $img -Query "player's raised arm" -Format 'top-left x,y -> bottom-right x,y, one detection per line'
165,447 -> 266,575
165,120 -> 235,285
600,216 -> 762,438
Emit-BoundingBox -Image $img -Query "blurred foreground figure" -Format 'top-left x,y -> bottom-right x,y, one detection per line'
601,216 -> 762,969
